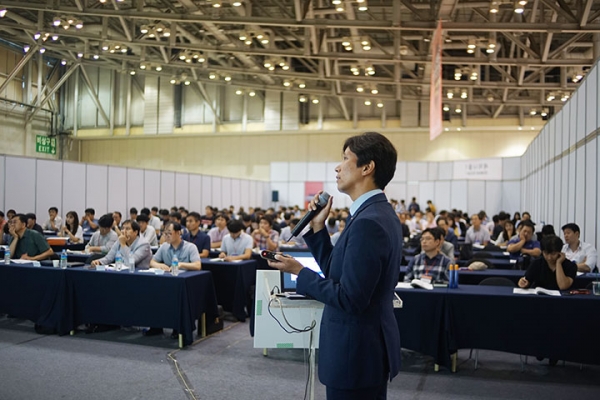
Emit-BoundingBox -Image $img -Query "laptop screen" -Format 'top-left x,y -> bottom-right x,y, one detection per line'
281,251 -> 325,292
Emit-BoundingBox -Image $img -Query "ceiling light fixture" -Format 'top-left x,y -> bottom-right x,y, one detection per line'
139,23 -> 171,39
0,8 -> 7,18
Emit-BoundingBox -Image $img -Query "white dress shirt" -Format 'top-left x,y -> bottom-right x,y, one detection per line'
562,241 -> 598,272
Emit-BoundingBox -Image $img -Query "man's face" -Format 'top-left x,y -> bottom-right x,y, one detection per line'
521,226 -> 533,241
99,226 -> 111,235
11,217 -> 25,233
398,213 -> 406,223
216,216 -> 227,229
122,223 -> 138,243
205,207 -> 213,216
85,212 -> 93,219
259,219 -> 271,232
562,228 -> 579,245
522,213 -> 531,221
415,211 -> 423,220
26,218 -> 35,229
139,221 -> 147,232
164,226 -> 181,245
113,213 -> 121,224
471,215 -> 480,228
49,210 -> 57,219
230,230 -> 242,239
543,250 -> 561,265
130,213 -> 137,220
420,233 -> 439,253
437,219 -> 448,233
335,147 -> 364,197
186,217 -> 200,232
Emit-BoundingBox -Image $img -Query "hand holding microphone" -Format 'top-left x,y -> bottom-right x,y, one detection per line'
289,191 -> 332,239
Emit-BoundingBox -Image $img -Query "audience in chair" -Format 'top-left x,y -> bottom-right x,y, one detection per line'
60,211 -> 84,243
208,213 -> 229,249
6,214 -> 54,261
561,223 -> 597,273
218,220 -> 253,261
182,212 -> 211,258
518,235 -> 576,291
86,213 -> 118,256
91,220 -> 152,269
494,219 -> 516,247
25,213 -> 44,235
436,216 -> 458,248
465,214 -> 490,246
404,228 -> 451,283
136,214 -> 158,246
252,215 -> 279,251
80,208 -> 99,233
42,207 -> 62,232
151,222 -> 201,272
507,220 -> 540,260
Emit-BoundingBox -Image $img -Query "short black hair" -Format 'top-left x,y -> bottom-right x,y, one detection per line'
561,223 -> 580,234
215,213 -> 229,222
423,227 -> 444,241
170,212 -> 182,221
260,215 -> 274,227
136,214 -> 149,223
343,132 -> 397,190
48,207 -> 58,213
130,207 -> 138,214
166,221 -> 182,232
159,209 -> 169,216
98,213 -> 114,228
13,213 -> 28,224
113,211 -> 122,218
519,220 -> 535,231
541,235 -> 563,253
187,212 -> 201,221
541,224 -> 556,236
227,219 -> 245,234
26,213 -> 37,221
140,207 -> 151,216
85,208 -> 95,215
122,219 -> 140,233
151,206 -> 158,212
0,211 -> 4,218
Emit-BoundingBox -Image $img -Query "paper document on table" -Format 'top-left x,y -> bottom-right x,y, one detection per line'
513,287 -> 561,296
395,282 -> 413,289
210,258 -> 224,262
576,271 -> 583,276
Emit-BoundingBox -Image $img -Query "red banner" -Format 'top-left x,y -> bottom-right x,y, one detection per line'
430,20 -> 443,140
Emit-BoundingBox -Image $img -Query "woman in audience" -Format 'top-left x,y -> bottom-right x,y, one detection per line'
494,220 -> 516,247
60,211 -> 84,243
512,212 -> 521,227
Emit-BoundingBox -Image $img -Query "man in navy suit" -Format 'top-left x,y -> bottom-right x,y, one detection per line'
269,132 -> 403,399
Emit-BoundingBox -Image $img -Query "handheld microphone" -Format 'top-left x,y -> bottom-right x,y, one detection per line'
289,192 -> 331,239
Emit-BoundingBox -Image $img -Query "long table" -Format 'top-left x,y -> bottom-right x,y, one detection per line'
394,285 -> 600,369
0,263 -> 219,346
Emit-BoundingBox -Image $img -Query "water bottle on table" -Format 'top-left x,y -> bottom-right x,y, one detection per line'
3,247 -> 10,265
115,251 -> 123,271
60,249 -> 68,269
172,255 -> 179,276
128,255 -> 135,273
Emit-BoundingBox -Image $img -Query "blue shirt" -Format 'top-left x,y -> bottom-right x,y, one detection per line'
153,240 -> 200,266
507,237 -> 540,259
82,218 -> 99,233
182,230 -> 211,254
350,189 -> 383,217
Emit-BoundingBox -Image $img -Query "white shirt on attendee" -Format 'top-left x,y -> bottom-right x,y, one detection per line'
43,216 -> 63,232
562,241 -> 598,272
140,226 -> 158,246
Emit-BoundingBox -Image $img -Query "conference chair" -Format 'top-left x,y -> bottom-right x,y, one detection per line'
468,277 -> 519,370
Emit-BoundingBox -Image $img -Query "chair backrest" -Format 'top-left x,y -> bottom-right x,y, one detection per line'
458,243 -> 473,260
473,252 -> 493,259
479,277 -> 516,287
466,258 -> 494,270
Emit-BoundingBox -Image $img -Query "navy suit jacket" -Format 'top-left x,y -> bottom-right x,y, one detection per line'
297,193 -> 403,389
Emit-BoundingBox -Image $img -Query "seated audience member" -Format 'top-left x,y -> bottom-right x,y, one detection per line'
182,212 -> 211,258
1,220 -> 10,246
159,209 -> 170,228
208,213 -> 229,249
241,213 -> 253,234
151,222 -> 201,272
43,207 -> 63,232
518,235 -> 576,291
330,219 -> 346,246
0,211 -> 5,232
507,220 -> 541,260
81,208 -> 99,233
201,206 -> 216,229
404,228 -> 451,282
561,223 -> 597,273
279,212 -> 292,229
87,213 -> 118,255
91,220 -> 152,269
136,214 -> 158,246
426,200 -> 436,214
424,210 -> 437,229
494,219 -> 516,247
280,218 -> 307,247
129,207 -> 138,222
218,220 -> 253,261
448,212 -> 466,238
112,211 -> 123,235
436,217 -> 458,248
25,213 -> 44,235
536,224 -> 556,243
141,207 -> 162,234
146,221 -> 201,338
252,215 -> 279,251
6,214 -> 54,261
60,211 -> 84,243
465,214 -> 490,246
516,211 -> 532,228
396,212 -> 410,241
492,212 -> 509,240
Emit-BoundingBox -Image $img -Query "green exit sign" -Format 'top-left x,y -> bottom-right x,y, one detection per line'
35,135 -> 57,155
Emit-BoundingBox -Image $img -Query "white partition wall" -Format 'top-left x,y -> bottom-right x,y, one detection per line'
107,166 -> 127,217
62,162 -> 86,217
0,156 -> 5,212
86,165 -> 108,217
36,159 -> 63,219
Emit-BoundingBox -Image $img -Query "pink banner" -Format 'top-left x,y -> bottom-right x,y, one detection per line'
430,20 -> 443,141
304,182 -> 324,210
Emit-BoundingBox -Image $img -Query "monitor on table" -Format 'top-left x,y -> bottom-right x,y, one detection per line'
281,251 -> 324,292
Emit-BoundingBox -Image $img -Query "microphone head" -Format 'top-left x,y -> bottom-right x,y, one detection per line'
317,192 -> 330,207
